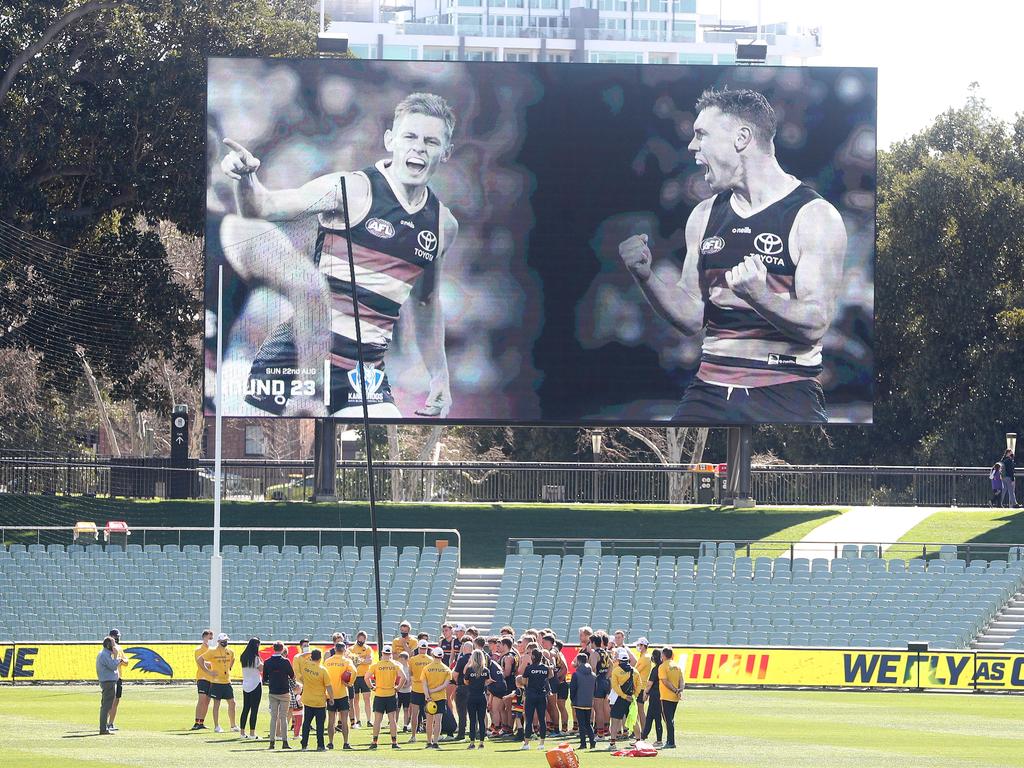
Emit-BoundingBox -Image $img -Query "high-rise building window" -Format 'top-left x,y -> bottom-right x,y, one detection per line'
672,20 -> 696,42
672,0 -> 696,11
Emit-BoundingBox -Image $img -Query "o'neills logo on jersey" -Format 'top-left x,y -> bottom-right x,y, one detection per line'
415,229 -> 438,261
365,218 -> 395,239
731,226 -> 752,234
700,236 -> 725,256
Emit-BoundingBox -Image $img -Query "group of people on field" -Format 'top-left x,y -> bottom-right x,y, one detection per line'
185,621 -> 684,751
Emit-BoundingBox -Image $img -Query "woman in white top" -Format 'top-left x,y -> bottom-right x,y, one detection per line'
239,637 -> 264,739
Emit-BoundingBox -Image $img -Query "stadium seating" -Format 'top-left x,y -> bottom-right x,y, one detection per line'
0,543 -> 459,642
489,543 -> 1024,649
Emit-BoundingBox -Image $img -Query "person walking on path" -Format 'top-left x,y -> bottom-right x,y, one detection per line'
1002,450 -> 1018,508
991,463 -> 1003,507
96,637 -> 121,735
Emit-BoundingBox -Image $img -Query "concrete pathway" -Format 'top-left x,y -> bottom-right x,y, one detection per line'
783,506 -> 937,560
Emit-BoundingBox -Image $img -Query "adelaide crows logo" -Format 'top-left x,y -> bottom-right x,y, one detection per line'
123,647 -> 173,677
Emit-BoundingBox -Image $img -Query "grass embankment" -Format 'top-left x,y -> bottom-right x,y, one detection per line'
0,496 -> 843,566
890,507 -> 1024,559
0,684 -> 1020,768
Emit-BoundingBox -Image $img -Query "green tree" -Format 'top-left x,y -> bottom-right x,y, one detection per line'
0,1 -> 318,438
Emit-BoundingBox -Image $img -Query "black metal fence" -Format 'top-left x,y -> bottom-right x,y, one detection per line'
0,452 -> 1014,507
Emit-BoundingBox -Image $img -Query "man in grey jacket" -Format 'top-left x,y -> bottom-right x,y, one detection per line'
568,653 -> 596,750
96,637 -> 120,735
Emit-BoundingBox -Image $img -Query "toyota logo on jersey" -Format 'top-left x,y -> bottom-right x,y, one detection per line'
754,232 -> 784,256
417,230 -> 438,252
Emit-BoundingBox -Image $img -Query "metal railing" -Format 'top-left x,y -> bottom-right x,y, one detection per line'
0,525 -> 461,564
0,455 -> 1016,507
511,537 -> 1024,563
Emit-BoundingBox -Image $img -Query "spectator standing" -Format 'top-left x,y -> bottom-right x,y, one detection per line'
262,640 -> 295,750
106,628 -> 127,731
569,652 -> 596,750
96,637 -> 120,735
1002,450 -> 1018,508
641,648 -> 663,746
299,649 -> 334,752
201,633 -> 239,733
192,629 -> 214,730
518,647 -> 553,750
461,649 -> 490,749
239,637 -> 263,739
657,647 -> 684,749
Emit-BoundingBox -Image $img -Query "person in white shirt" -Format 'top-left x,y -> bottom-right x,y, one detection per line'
239,637 -> 265,739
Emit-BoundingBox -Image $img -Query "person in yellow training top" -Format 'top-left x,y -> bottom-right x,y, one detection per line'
192,629 -> 215,730
406,639 -> 433,743
632,637 -> 652,739
609,648 -> 642,751
366,645 -> 406,749
350,631 -> 374,729
292,638 -> 312,681
324,640 -> 356,750
392,620 -> 416,658
201,633 -> 239,733
298,649 -> 334,752
420,646 -> 453,750
657,647 -> 684,750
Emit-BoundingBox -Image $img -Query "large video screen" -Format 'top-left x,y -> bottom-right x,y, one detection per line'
205,58 -> 875,425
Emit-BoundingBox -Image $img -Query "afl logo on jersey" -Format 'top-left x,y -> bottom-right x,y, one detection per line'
754,232 -> 784,256
365,218 -> 395,239
700,236 -> 725,256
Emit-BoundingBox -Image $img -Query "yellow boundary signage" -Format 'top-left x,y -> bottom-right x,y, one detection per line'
3,644 -> 1024,691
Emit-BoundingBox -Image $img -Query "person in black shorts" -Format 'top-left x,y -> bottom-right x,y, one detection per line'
641,649 -> 663,746
106,629 -> 126,732
619,88 -> 847,425
517,648 -> 553,750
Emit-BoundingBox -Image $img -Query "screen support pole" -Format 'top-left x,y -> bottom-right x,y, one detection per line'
725,426 -> 755,508
209,264 -> 224,638
339,176 -> 386,650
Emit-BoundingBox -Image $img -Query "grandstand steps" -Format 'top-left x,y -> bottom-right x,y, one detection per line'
445,568 -> 503,632
971,592 -> 1024,649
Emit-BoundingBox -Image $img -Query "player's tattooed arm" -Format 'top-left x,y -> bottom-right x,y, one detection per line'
221,138 -> 368,221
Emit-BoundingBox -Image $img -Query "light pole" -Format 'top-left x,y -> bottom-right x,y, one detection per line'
591,430 -> 603,504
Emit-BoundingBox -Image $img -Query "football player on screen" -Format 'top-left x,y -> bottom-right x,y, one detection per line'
619,88 -> 847,424
220,92 -> 458,418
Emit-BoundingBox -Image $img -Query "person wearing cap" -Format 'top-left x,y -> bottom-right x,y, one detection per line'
105,629 -> 128,732
392,620 -> 416,658
298,649 -> 334,752
569,651 -> 596,750
633,638 -> 652,739
324,641 -> 356,750
95,636 -> 120,735
406,639 -> 432,742
350,630 -> 374,729
421,646 -> 453,749
366,646 -> 405,749
192,629 -> 215,730
201,633 -> 239,733
609,648 -> 641,751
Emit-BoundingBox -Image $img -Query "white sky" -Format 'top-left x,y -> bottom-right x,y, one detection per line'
702,0 -> 1023,147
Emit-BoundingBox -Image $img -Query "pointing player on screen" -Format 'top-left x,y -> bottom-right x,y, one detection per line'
220,93 -> 458,418
619,88 -> 846,423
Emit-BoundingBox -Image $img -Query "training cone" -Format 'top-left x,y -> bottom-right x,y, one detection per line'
546,742 -> 579,768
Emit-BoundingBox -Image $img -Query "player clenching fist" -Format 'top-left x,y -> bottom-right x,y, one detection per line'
724,254 -> 769,301
220,138 -> 261,180
619,234 -> 653,282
